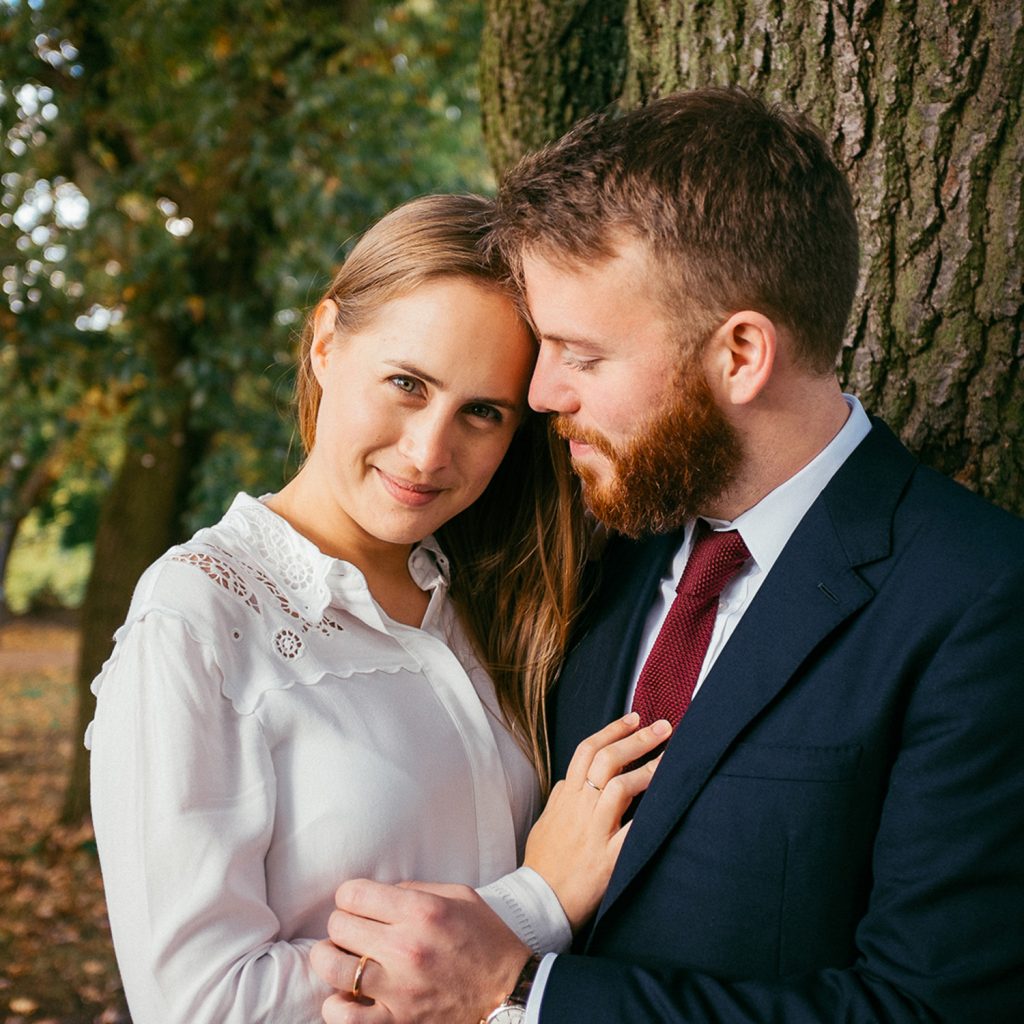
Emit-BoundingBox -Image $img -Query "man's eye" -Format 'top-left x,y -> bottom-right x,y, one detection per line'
563,354 -> 598,372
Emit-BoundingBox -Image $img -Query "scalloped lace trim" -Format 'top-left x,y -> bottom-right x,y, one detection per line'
168,548 -> 346,662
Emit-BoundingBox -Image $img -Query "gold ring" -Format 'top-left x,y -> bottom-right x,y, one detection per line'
351,954 -> 370,999
584,777 -> 602,792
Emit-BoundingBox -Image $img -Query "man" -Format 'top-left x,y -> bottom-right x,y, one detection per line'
310,88 -> 1024,1022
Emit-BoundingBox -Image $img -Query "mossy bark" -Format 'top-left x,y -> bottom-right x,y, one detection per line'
480,0 -> 630,172
482,0 -> 1024,515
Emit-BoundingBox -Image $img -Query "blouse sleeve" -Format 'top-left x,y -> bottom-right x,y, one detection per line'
88,612 -> 329,1024
478,867 -> 573,956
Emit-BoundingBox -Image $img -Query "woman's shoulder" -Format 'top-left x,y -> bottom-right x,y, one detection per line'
115,494 -> 419,714
128,511 -> 264,634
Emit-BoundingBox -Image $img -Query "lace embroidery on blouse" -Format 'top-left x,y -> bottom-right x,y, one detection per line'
222,496 -> 334,615
85,494 -> 445,722
168,547 -> 346,663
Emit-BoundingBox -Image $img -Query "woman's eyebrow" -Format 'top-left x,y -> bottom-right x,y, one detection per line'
384,361 -> 521,410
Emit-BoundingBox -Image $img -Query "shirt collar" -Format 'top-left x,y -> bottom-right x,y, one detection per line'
407,534 -> 450,591
704,394 -> 872,574
220,493 -> 450,620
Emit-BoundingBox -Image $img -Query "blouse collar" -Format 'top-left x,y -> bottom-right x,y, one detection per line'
216,493 -> 450,622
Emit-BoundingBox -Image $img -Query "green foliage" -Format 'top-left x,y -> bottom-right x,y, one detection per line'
5,512 -> 92,612
1,0 -> 490,587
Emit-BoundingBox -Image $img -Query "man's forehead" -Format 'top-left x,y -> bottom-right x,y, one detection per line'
521,237 -> 667,332
521,228 -> 654,278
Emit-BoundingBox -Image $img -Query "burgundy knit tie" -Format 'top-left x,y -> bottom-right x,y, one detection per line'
631,522 -> 750,729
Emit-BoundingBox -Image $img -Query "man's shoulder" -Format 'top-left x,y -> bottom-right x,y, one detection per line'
840,418 -> 1024,566
902,461 -> 1024,563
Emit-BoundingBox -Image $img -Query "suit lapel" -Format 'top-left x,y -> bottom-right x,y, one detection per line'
587,420 -> 917,933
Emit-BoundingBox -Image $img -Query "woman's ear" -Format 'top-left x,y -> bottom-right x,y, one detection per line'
310,299 -> 340,384
704,310 -> 776,406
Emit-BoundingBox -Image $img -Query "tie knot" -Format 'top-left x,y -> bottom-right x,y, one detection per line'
677,524 -> 750,602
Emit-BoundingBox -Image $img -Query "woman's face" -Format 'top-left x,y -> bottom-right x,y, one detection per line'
305,276 -> 535,555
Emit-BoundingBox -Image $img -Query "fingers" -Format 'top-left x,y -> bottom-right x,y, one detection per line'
565,711 -> 643,788
334,878 -> 408,921
322,990 -> 393,1024
591,754 -> 661,828
583,718 -> 672,790
327,906 -> 390,965
327,883 -> 488,988
311,940 -> 382,998
395,880 -> 478,903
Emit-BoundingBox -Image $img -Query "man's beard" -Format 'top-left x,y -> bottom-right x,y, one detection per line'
552,370 -> 742,538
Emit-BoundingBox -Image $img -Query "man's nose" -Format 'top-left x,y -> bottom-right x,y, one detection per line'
528,343 -> 578,414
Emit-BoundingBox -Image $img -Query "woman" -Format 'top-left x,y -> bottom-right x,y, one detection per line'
87,194 -> 664,1024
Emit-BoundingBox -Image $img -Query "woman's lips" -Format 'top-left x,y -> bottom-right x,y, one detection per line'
375,468 -> 444,508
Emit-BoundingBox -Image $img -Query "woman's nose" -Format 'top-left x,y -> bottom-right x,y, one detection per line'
399,411 -> 453,474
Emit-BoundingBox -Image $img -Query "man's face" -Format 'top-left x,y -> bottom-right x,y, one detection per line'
524,240 -> 742,536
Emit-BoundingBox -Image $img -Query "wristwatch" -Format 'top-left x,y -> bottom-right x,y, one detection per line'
480,955 -> 542,1024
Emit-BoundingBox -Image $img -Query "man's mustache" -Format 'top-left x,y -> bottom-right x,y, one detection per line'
550,415 -> 617,459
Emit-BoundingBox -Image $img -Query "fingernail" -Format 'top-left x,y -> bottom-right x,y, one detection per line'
622,711 -> 640,726
651,719 -> 671,737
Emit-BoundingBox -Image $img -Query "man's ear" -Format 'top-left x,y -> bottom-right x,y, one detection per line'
704,310 -> 776,406
310,299 -> 340,384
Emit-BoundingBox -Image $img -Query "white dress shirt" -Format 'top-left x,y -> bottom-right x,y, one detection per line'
87,494 -> 569,1024
526,396 -> 872,1021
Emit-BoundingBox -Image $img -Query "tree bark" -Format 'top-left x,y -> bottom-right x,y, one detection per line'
60,399 -> 207,823
481,0 -> 1024,515
480,0 -> 629,172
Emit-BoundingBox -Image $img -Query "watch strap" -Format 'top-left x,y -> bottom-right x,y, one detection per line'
508,954 -> 542,1006
480,954 -> 542,1022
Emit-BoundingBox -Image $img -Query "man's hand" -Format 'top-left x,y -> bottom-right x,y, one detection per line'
310,880 -> 531,1024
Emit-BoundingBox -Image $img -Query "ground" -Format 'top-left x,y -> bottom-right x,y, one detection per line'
0,614 -> 130,1024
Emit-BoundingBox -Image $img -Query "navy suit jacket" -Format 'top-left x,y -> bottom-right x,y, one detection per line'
543,420 -> 1024,1022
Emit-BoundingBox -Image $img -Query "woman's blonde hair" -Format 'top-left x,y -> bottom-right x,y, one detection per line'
294,193 -> 587,789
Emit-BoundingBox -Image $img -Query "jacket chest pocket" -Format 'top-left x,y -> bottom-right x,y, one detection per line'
717,741 -> 862,782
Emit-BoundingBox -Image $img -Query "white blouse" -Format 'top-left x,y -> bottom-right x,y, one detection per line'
87,494 -> 569,1024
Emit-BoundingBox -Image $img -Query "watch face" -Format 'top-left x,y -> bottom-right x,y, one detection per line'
486,1008 -> 526,1024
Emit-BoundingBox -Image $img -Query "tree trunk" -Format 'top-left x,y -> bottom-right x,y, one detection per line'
481,0 -> 1024,516
480,0 -> 629,172
0,455 -> 59,621
60,404 -> 207,823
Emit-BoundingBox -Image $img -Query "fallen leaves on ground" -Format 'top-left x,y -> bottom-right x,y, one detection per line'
0,615 -> 131,1024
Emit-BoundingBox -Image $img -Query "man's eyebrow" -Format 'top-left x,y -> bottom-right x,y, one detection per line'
537,332 -> 604,351
385,361 -> 521,411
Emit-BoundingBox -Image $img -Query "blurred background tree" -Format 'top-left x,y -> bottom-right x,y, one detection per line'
1,0 -> 492,821
481,0 -> 1023,515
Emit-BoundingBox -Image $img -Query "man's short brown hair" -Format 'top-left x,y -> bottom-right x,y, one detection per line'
493,87 -> 860,373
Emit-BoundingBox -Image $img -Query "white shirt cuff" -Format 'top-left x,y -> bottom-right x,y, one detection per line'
525,952 -> 557,1023
477,866 -> 572,956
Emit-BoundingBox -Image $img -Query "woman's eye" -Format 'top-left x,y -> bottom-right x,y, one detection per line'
467,404 -> 502,423
389,375 -> 420,394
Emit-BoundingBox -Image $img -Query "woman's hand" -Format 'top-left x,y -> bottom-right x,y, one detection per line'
523,711 -> 670,931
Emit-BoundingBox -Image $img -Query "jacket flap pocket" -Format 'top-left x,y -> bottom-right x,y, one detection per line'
717,742 -> 862,781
